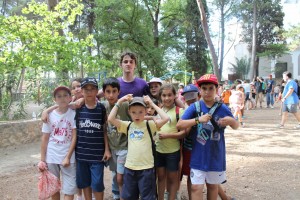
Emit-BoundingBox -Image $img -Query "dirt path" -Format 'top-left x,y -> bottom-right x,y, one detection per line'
0,104 -> 300,199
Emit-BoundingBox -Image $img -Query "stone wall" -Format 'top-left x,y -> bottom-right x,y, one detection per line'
0,120 -> 42,148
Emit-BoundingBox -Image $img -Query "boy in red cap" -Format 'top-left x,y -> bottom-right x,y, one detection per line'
177,74 -> 239,200
39,86 -> 77,200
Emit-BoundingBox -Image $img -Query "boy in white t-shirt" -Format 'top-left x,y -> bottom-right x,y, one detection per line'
39,86 -> 77,200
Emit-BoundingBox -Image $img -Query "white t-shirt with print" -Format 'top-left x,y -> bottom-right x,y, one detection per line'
42,108 -> 76,164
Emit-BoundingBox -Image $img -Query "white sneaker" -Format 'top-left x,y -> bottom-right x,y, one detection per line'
77,196 -> 83,200
271,106 -> 274,108
294,124 -> 300,129
164,191 -> 169,200
176,191 -> 181,200
276,124 -> 284,129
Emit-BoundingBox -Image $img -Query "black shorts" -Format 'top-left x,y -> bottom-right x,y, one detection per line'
155,150 -> 180,171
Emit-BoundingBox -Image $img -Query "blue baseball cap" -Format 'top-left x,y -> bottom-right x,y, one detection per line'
182,84 -> 199,95
81,77 -> 98,88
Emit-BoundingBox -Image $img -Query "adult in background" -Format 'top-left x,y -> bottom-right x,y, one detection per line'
254,76 -> 264,108
96,52 -> 149,100
277,71 -> 300,129
243,80 -> 251,110
266,74 -> 275,108
117,52 -> 149,98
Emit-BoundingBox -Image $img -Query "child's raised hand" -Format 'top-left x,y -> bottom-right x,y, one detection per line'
199,114 -> 212,123
143,95 -> 152,105
119,94 -> 133,103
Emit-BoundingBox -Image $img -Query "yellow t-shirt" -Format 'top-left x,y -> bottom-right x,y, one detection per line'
156,106 -> 184,153
118,120 -> 158,170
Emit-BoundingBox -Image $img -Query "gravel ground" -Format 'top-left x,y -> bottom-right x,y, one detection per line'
0,104 -> 299,199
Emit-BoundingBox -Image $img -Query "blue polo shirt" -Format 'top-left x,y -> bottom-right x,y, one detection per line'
181,100 -> 233,172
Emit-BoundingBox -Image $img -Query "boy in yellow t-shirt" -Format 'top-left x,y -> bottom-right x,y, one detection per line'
108,95 -> 169,200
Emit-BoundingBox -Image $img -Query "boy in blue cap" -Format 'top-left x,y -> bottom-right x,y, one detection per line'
76,77 -> 111,200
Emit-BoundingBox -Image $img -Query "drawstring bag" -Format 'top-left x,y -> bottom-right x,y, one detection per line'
37,161 -> 61,200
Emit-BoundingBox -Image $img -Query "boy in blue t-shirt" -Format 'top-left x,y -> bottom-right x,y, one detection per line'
75,77 -> 111,200
176,74 -> 239,200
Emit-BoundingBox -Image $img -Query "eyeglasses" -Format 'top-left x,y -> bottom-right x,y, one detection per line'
123,60 -> 135,64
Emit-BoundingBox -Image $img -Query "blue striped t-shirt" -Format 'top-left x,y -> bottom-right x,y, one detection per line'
75,102 -> 106,163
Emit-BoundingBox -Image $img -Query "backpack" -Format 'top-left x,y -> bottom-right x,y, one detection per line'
262,82 -> 266,90
127,121 -> 158,198
262,82 -> 267,94
195,100 -> 222,137
127,121 -> 156,165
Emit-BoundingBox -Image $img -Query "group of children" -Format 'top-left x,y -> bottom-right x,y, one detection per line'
39,73 -> 239,200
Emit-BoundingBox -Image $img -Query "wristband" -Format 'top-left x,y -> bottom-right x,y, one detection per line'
195,117 -> 200,124
115,103 -> 120,108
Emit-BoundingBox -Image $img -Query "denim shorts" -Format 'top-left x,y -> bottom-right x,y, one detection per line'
155,150 -> 180,171
76,161 -> 105,192
122,167 -> 156,200
108,149 -> 127,174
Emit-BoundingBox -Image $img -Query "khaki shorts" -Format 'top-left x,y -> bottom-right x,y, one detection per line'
48,163 -> 77,195
283,103 -> 298,113
190,168 -> 226,185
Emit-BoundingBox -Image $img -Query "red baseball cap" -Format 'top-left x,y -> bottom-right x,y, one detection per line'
53,86 -> 71,97
197,74 -> 218,86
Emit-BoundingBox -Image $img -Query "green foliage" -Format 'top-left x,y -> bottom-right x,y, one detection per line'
238,0 -> 285,54
185,0 -> 209,78
0,95 -> 10,120
257,43 -> 289,58
0,0 -> 113,120
284,24 -> 300,51
93,0 -> 188,78
230,56 -> 251,80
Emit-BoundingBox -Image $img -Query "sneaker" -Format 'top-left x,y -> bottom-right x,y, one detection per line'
271,105 -> 274,108
294,124 -> 300,129
164,191 -> 169,200
276,124 -> 284,128
176,191 -> 181,200
77,196 -> 83,200
240,122 -> 245,127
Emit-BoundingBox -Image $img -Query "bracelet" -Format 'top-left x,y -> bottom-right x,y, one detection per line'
115,103 -> 120,108
195,117 -> 200,124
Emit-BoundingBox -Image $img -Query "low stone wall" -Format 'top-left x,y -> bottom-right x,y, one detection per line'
0,120 -> 42,148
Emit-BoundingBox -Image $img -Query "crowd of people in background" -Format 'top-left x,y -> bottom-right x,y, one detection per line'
38,51 -> 300,200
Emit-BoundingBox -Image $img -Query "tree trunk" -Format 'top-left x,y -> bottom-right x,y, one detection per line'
87,0 -> 95,55
47,0 -> 68,80
196,0 -> 220,81
250,0 -> 257,79
17,68 -> 26,93
219,0 -> 225,78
